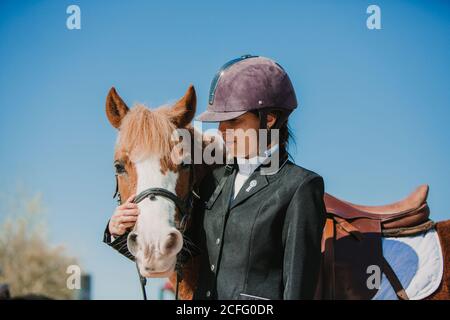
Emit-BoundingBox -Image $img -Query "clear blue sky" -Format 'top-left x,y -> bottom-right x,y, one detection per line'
0,0 -> 448,299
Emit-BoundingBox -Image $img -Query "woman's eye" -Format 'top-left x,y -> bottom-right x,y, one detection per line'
180,162 -> 190,169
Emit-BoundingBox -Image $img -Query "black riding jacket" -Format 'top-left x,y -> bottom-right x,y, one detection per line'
103,154 -> 326,300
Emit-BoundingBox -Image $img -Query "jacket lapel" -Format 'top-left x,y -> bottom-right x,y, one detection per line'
205,166 -> 237,211
229,150 -> 289,210
230,170 -> 269,209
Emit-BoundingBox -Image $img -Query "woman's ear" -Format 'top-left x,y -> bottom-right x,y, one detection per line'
266,113 -> 277,129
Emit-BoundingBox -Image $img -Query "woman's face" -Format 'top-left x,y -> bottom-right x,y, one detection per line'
218,112 -> 276,158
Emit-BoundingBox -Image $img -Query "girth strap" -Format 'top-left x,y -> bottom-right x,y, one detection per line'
323,217 -> 336,299
381,256 -> 409,300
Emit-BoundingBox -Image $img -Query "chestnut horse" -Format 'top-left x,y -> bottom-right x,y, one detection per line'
106,85 -> 210,298
105,85 -> 450,300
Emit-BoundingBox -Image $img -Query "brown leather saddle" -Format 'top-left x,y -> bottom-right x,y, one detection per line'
318,184 -> 434,300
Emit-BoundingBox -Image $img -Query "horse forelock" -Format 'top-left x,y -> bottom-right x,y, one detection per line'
116,104 -> 177,167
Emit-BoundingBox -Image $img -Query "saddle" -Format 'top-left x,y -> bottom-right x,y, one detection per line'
318,184 -> 434,300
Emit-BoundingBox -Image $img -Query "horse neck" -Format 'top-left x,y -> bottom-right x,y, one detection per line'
191,128 -> 226,187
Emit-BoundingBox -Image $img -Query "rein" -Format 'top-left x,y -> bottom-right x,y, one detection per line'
113,162 -> 199,300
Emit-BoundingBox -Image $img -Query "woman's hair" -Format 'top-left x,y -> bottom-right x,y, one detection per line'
250,109 -> 295,159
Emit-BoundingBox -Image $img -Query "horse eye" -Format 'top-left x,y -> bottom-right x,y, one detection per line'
114,161 -> 126,174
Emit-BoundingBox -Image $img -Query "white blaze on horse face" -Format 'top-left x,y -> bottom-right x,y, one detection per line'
133,155 -> 182,275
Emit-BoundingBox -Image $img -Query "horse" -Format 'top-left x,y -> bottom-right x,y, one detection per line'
105,85 -> 212,299
105,85 -> 450,300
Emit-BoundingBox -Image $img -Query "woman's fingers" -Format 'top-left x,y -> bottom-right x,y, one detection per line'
125,194 -> 136,204
119,222 -> 136,229
109,220 -> 126,236
109,216 -> 137,236
118,215 -> 138,224
120,209 -> 140,216
117,199 -> 138,212
109,194 -> 138,236
119,201 -> 138,210
124,202 -> 138,209
111,210 -> 139,224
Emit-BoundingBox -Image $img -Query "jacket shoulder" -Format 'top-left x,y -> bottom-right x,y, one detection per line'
279,160 -> 324,186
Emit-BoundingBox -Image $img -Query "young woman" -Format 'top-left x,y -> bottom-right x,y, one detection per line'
105,55 -> 326,300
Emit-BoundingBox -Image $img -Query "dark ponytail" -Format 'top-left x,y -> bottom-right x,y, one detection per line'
251,109 -> 295,159
270,109 -> 294,159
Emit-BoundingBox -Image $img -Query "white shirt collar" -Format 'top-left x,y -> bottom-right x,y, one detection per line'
235,144 -> 279,176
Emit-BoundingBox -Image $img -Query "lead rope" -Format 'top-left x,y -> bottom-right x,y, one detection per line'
135,234 -> 184,300
136,263 -> 148,300
134,243 -> 183,300
175,268 -> 182,300
115,175 -> 148,300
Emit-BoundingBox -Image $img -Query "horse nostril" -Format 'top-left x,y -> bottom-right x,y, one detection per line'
162,231 -> 182,255
166,232 -> 177,250
145,267 -> 154,272
127,232 -> 139,256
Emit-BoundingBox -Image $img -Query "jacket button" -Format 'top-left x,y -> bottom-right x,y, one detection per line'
211,264 -> 215,271
206,290 -> 211,297
216,238 -> 220,245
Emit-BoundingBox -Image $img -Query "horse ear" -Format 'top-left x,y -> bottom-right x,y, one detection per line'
106,87 -> 129,129
170,85 -> 196,128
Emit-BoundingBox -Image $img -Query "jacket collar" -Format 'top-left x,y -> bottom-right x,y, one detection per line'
230,148 -> 289,209
205,148 -> 289,211
235,144 -> 280,176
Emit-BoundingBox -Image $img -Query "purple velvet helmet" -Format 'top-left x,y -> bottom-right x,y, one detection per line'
196,55 -> 298,122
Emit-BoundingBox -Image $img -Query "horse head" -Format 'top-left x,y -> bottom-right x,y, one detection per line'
106,85 -> 199,278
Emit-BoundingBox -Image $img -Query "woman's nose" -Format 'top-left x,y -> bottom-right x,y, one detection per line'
218,121 -> 232,132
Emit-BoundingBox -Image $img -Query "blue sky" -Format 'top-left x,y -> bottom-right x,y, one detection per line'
0,0 -> 448,299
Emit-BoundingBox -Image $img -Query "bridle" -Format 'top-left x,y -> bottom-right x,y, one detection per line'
113,161 -> 199,300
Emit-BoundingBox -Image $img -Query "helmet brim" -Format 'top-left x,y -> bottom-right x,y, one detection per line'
195,110 -> 247,122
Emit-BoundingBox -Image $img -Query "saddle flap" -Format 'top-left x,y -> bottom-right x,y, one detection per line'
323,217 -> 384,300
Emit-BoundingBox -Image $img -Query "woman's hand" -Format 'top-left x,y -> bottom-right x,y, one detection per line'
108,194 -> 139,237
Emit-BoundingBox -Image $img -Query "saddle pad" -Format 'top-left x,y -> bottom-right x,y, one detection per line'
373,228 -> 443,300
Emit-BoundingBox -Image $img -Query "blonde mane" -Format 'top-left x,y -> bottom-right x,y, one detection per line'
116,104 -> 177,162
